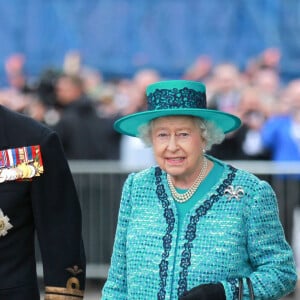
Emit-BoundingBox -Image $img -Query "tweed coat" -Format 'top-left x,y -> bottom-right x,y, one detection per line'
102,157 -> 297,300
0,105 -> 85,299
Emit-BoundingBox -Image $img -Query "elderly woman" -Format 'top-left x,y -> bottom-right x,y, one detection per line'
101,80 -> 297,300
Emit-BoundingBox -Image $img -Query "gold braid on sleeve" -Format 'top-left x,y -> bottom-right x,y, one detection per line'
45,265 -> 84,300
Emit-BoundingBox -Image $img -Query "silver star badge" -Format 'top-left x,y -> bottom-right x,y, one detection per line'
0,209 -> 13,237
224,185 -> 245,201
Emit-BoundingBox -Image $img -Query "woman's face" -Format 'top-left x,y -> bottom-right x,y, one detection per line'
151,116 -> 206,181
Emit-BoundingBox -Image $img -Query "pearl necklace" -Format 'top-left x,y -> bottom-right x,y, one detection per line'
167,157 -> 208,203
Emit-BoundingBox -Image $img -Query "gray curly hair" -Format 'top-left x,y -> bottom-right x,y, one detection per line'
137,116 -> 225,151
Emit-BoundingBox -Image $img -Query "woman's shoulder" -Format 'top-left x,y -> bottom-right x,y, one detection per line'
221,161 -> 274,195
207,155 -> 267,186
127,165 -> 162,182
122,166 -> 163,196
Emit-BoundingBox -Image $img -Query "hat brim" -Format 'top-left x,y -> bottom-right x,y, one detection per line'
114,108 -> 241,137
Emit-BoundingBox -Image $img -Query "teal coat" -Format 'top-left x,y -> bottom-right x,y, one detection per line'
102,159 -> 297,300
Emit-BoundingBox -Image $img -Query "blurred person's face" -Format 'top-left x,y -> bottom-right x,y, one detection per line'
239,89 -> 262,113
284,82 -> 300,119
243,110 -> 265,130
261,48 -> 281,68
214,65 -> 239,93
134,70 -> 160,93
239,90 -> 265,129
276,92 -> 291,115
83,72 -> 102,92
56,77 -> 82,105
133,70 -> 160,110
8,73 -> 26,89
253,69 -> 279,95
114,80 -> 138,114
291,99 -> 300,122
26,100 -> 46,122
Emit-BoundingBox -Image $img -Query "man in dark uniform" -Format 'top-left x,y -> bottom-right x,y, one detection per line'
0,104 -> 85,299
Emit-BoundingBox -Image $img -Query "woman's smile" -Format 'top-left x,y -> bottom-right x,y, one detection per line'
165,156 -> 185,164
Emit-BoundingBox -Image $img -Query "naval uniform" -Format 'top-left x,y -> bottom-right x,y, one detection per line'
0,105 -> 85,299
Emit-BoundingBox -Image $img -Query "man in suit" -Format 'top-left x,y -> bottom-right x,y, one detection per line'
0,104 -> 85,299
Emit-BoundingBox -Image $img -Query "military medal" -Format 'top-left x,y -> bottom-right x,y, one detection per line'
0,145 -> 44,183
0,209 -> 13,237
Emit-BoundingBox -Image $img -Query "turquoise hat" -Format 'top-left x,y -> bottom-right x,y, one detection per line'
114,80 -> 241,137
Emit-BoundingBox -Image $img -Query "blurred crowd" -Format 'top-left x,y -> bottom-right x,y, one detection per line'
1,48 -> 300,169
